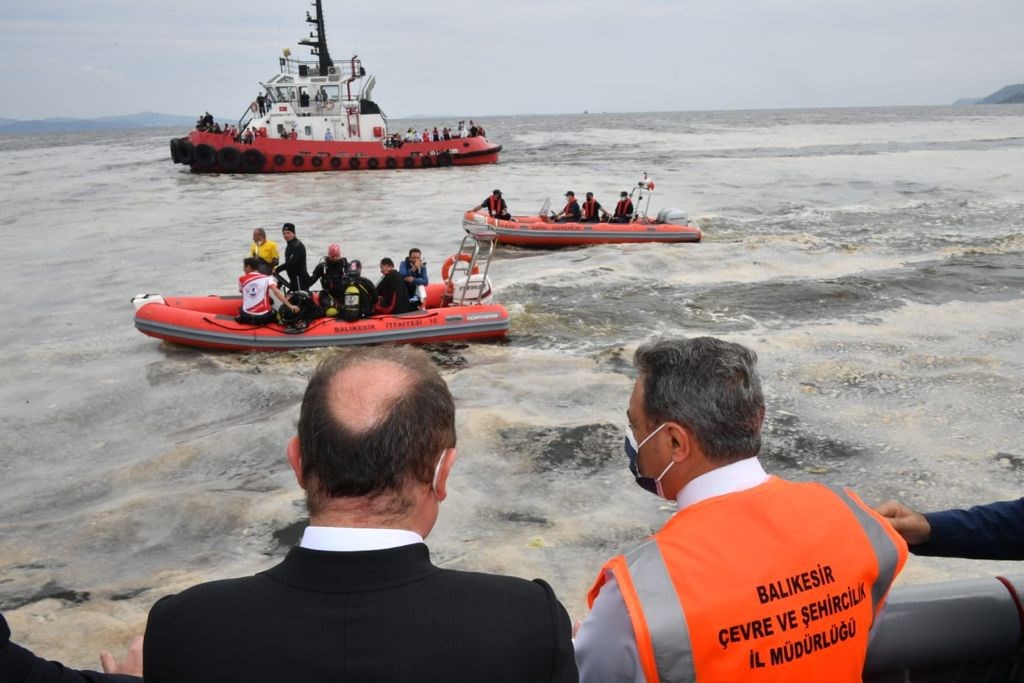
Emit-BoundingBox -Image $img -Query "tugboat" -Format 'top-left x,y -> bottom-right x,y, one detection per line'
168,0 -> 501,174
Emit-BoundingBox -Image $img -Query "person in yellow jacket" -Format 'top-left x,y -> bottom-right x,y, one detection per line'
249,227 -> 280,275
574,337 -> 907,683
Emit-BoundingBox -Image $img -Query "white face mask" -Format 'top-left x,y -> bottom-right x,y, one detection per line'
431,449 -> 448,498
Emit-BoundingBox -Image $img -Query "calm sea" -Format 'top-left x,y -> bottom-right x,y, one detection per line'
1,105 -> 1023,663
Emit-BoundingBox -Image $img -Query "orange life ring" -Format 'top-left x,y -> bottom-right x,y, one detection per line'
441,254 -> 480,281
250,101 -> 258,113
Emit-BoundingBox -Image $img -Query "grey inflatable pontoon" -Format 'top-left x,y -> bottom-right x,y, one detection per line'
865,574 -> 1024,682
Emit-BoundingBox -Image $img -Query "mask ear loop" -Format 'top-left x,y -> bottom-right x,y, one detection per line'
431,449 -> 448,497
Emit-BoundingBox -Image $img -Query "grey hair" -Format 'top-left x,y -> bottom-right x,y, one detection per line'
634,337 -> 765,463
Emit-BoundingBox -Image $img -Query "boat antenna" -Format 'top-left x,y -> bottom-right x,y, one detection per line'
299,0 -> 334,74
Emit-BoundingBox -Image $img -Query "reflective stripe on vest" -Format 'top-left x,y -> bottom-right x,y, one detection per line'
825,484 -> 903,621
621,541 -> 696,683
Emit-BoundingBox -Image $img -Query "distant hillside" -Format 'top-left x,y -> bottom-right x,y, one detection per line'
0,112 -> 201,134
980,83 -> 1024,104
955,83 -> 1024,106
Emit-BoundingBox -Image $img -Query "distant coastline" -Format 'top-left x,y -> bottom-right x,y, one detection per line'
953,83 -> 1024,106
0,112 -> 198,135
3,87 -> 1023,135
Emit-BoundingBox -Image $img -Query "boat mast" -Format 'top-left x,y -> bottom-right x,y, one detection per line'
299,0 -> 333,74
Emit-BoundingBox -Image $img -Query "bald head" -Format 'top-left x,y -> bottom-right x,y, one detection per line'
297,347 -> 456,516
326,359 -> 415,433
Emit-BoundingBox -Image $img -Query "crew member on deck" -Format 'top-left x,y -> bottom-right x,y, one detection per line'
375,258 -> 412,315
610,191 -> 635,223
553,191 -> 582,223
274,223 -> 310,291
580,192 -> 611,223
237,257 -> 297,325
308,243 -> 349,311
473,189 -> 512,221
249,228 -> 279,275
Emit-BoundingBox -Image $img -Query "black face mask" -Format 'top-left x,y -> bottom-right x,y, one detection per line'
624,423 -> 673,498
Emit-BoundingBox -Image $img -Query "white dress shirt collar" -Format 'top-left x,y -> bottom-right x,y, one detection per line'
299,526 -> 424,552
675,457 -> 770,510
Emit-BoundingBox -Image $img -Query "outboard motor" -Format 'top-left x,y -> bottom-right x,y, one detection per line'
655,208 -> 688,224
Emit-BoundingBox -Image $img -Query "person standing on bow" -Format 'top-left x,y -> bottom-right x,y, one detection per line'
553,191 -> 582,223
473,189 -> 512,221
274,223 -> 310,291
249,228 -> 279,275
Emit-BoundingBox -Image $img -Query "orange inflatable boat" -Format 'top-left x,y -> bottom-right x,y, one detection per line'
463,177 -> 702,247
133,232 -> 507,352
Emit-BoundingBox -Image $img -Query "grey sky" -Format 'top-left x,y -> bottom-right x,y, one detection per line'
2,0 -> 1022,121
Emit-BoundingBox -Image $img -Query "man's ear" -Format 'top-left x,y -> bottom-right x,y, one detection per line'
433,448 -> 458,502
286,436 -> 305,489
665,423 -> 693,464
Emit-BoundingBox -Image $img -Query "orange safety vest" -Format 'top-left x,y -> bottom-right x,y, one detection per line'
582,199 -> 599,219
587,477 -> 906,682
487,195 -> 505,216
562,199 -> 578,215
616,198 -> 634,217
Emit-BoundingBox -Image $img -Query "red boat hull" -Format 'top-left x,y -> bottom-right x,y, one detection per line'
170,131 -> 501,173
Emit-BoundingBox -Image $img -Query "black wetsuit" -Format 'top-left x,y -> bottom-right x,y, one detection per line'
309,258 -> 349,304
277,238 -> 310,290
375,270 -> 412,314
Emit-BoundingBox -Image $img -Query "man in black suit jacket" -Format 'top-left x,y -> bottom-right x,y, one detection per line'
0,613 -> 141,682
143,347 -> 578,683
875,497 -> 1024,560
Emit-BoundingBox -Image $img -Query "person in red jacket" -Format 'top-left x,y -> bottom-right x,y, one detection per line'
473,189 -> 512,220
610,191 -> 634,223
580,192 -> 610,223
552,191 -> 582,222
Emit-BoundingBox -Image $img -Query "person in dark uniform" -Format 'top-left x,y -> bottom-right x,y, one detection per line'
580,192 -> 611,223
308,243 -> 349,311
274,223 -> 310,291
375,258 -> 412,315
610,191 -> 635,223
553,191 -> 582,223
472,190 -> 512,220
346,259 -> 378,319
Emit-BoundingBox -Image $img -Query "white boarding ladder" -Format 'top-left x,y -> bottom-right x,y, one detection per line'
444,228 -> 498,306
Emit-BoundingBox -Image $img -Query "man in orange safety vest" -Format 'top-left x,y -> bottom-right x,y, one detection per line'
574,337 -> 907,683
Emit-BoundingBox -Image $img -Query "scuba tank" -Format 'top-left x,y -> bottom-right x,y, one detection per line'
341,279 -> 361,322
